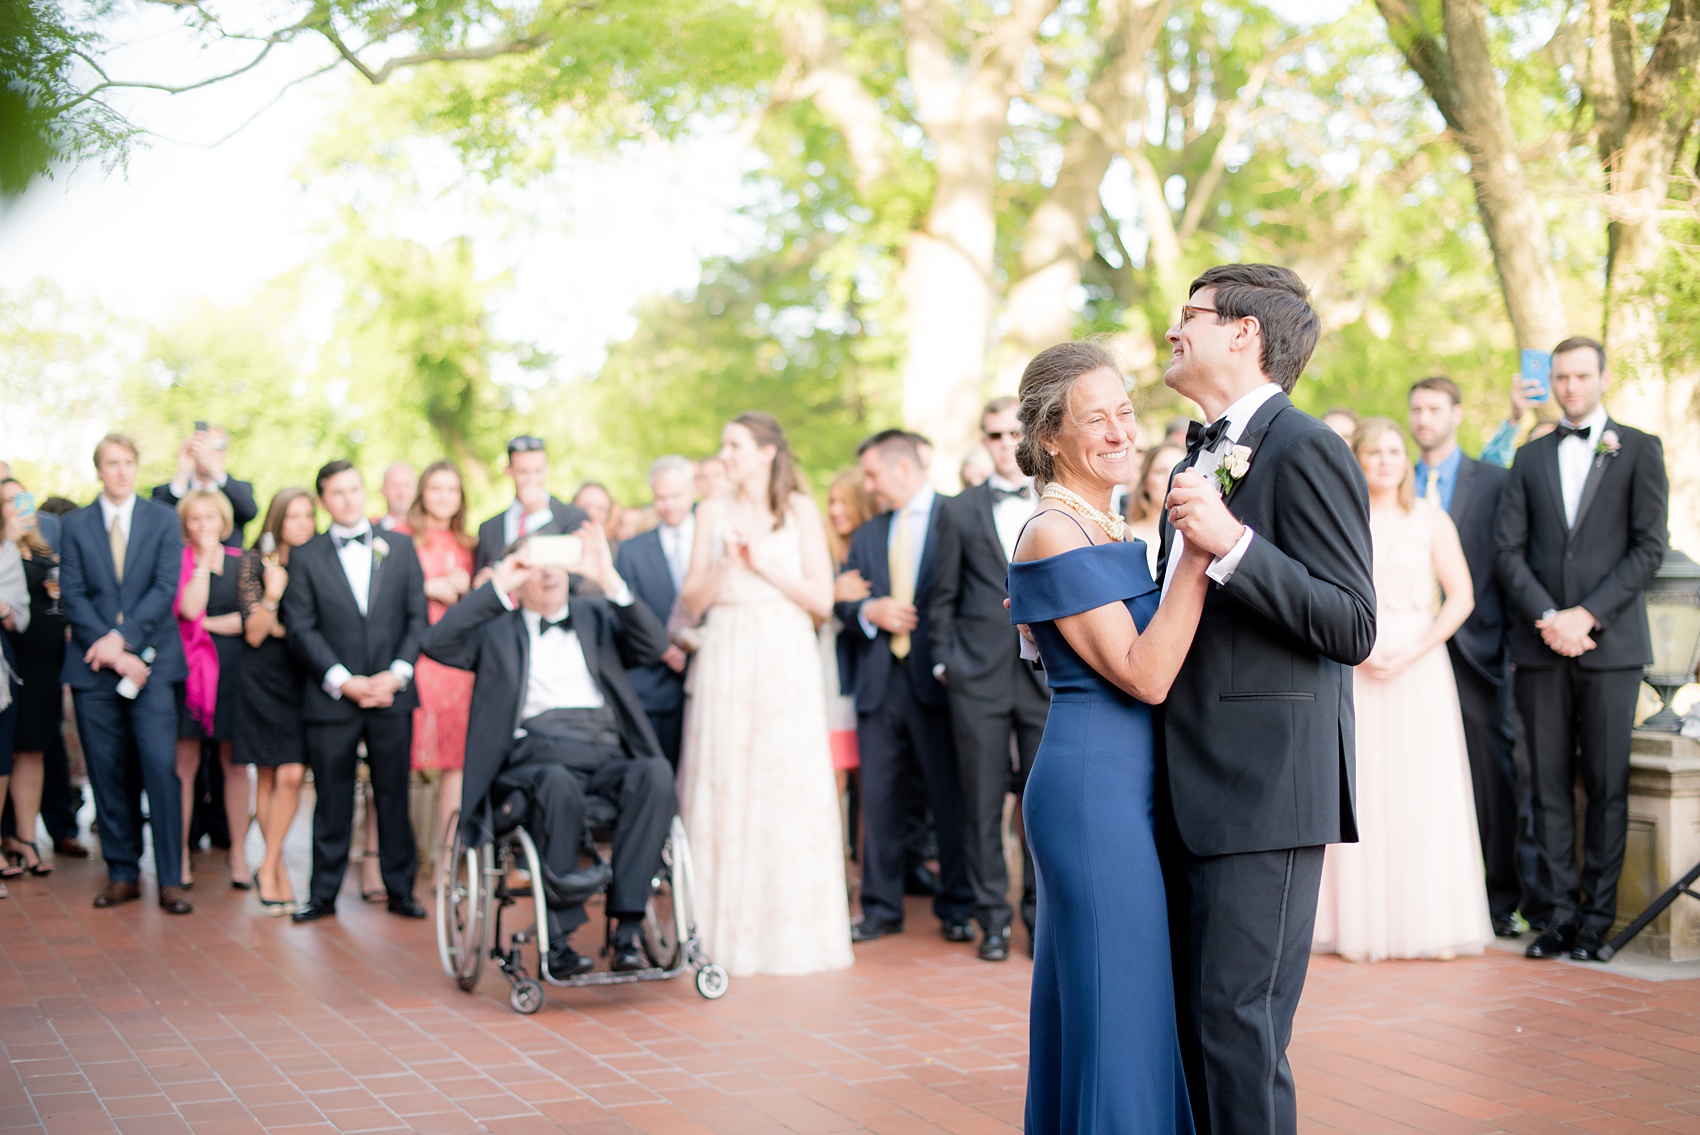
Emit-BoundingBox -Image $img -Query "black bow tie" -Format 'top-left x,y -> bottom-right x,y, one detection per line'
539,611 -> 573,635
992,484 -> 1032,502
1185,418 -> 1231,458
1556,423 -> 1592,442
336,531 -> 370,549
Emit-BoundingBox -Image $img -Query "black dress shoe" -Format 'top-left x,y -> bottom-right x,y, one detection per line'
851,919 -> 901,943
1525,921 -> 1576,959
291,901 -> 336,923
904,864 -> 941,897
386,894 -> 427,919
941,919 -> 975,943
157,886 -> 194,915
1570,926 -> 1608,961
977,927 -> 1011,962
610,936 -> 647,973
546,945 -> 595,977
1491,914 -> 1523,939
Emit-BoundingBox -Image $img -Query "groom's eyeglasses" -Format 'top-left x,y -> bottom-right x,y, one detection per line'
1179,304 -> 1220,327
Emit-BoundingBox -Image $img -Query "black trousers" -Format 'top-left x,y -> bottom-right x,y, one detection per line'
498,745 -> 675,939
1514,662 -> 1641,934
1164,840 -> 1325,1135
856,667 -> 973,927
304,711 -> 416,907
949,682 -> 1046,933
1447,646 -> 1521,920
73,682 -> 182,888
642,707 -> 684,772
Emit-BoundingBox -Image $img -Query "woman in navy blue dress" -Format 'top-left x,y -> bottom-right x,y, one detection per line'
1007,342 -> 1214,1134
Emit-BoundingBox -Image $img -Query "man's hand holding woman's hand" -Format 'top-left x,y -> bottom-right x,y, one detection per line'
1165,470 -> 1240,560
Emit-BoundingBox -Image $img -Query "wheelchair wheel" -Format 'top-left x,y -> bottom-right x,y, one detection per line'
435,819 -> 488,992
695,963 -> 729,1000
510,977 -> 545,1015
642,836 -> 684,971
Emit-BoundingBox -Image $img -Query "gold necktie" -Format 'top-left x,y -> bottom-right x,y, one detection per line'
109,514 -> 127,584
889,507 -> 913,660
1425,468 -> 1440,503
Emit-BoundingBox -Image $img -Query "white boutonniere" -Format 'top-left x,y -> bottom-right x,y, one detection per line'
1594,430 -> 1621,463
1215,444 -> 1252,497
372,536 -> 390,563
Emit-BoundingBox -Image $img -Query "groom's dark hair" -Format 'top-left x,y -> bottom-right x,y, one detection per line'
1189,264 -> 1320,394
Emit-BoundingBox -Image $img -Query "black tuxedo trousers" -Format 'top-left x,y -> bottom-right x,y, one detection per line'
305,709 -> 416,907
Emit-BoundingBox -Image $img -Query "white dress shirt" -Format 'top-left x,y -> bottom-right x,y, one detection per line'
503,500 -> 557,547
1557,404 -> 1609,528
986,473 -> 1035,562
659,514 -> 695,594
1160,383 -> 1279,598
320,521 -> 415,698
492,583 -> 635,736
861,484 -> 937,640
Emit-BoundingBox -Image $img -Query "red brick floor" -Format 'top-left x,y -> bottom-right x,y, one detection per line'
7,847 -> 1700,1134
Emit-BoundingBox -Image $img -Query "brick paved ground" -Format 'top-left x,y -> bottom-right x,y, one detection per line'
6,839 -> 1700,1134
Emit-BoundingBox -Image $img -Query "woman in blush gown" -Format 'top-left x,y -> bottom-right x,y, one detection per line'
1313,417 -> 1492,962
1007,342 -> 1212,1135
676,412 -> 854,977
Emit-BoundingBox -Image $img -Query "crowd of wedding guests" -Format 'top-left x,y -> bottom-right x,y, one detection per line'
0,329 -> 1668,974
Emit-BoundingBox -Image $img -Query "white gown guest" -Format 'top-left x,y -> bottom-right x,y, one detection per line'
676,412 -> 854,977
1315,418 -> 1493,962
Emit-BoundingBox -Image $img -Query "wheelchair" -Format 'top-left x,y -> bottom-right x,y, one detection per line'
434,791 -> 728,1015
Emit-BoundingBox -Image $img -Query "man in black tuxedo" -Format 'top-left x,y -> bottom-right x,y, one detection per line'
614,455 -> 696,769
473,436 -> 590,576
928,397 -> 1047,961
1495,336 -> 1668,962
149,425 -> 256,548
423,529 -> 673,976
60,434 -> 194,913
1157,265 -> 1376,1135
837,430 -> 975,944
284,460 -> 429,923
1408,376 -> 1523,937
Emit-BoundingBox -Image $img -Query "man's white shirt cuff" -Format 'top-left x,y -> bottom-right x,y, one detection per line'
1207,527 -> 1255,585
389,660 -> 414,686
323,664 -> 353,698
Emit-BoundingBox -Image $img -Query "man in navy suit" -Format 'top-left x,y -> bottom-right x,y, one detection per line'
614,455 -> 696,768
59,434 -> 192,913
836,430 -> 974,943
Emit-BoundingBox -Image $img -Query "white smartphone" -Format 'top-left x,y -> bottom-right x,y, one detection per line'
527,534 -> 583,569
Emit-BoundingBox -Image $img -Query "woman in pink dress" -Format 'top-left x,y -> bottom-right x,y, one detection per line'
359,460 -> 475,898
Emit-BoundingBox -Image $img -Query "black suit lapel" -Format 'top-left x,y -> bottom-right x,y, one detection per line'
918,502 -> 946,594
1449,457 -> 1476,521
366,535 -> 388,617
1536,437 -> 1568,533
870,513 -> 894,595
510,612 -> 531,732
977,485 -> 1007,568
320,537 -> 365,617
1567,420 -> 1615,546
1234,390 -> 1290,461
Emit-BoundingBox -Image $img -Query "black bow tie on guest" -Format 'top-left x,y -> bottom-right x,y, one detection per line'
336,531 -> 371,549
539,611 -> 573,635
992,484 -> 1032,502
1185,417 -> 1231,458
1555,423 -> 1592,442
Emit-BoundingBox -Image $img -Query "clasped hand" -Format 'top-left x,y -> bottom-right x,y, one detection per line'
862,596 -> 918,635
1164,470 -> 1243,559
1537,607 -> 1597,657
341,671 -> 400,709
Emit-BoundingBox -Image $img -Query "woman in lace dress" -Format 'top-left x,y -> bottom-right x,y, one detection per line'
676,412 -> 854,976
1314,417 -> 1493,962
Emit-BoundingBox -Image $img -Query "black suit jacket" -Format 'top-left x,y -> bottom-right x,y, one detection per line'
1493,419 -> 1668,671
58,498 -> 188,688
420,583 -> 668,841
151,478 -> 257,548
614,527 -> 686,714
1436,455 -> 1512,684
927,481 -> 1045,702
1156,392 -> 1376,857
836,496 -> 952,712
473,497 -> 590,574
282,531 -> 428,724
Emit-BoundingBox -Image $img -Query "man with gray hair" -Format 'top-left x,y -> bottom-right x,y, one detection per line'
614,454 -> 698,768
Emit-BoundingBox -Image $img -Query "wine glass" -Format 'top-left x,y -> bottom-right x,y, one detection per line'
45,566 -> 61,616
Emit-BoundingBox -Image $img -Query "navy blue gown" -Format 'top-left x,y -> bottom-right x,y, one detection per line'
1009,537 -> 1192,1135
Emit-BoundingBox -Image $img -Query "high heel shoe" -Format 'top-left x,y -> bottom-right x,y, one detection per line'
255,870 -> 292,911
3,840 -> 50,877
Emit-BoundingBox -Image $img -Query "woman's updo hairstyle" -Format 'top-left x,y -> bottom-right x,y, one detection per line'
732,411 -> 803,530
1016,340 -> 1119,486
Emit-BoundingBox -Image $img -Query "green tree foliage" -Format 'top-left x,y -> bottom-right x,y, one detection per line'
0,0 -> 134,196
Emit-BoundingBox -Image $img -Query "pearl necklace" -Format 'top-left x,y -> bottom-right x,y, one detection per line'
1040,483 -> 1127,543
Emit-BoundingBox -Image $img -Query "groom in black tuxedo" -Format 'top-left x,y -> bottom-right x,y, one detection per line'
1495,336 -> 1667,962
1157,264 -> 1376,1135
284,460 -> 429,922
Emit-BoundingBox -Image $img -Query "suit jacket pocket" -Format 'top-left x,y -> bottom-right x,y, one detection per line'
1219,691 -> 1315,702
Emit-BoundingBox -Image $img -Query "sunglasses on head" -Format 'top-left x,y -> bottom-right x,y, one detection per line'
507,436 -> 546,455
984,429 -> 1022,442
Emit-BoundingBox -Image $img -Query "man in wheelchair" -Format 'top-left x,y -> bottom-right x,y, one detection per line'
422,525 -> 675,978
